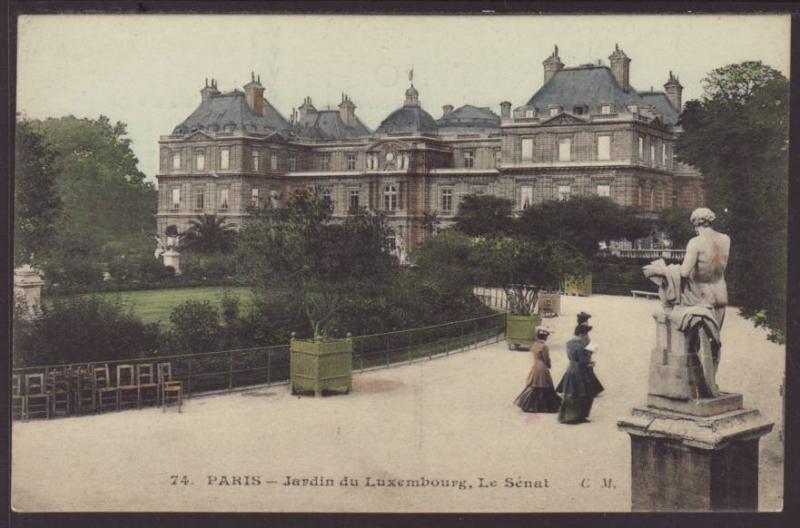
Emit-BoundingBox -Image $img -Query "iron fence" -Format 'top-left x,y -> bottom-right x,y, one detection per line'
12,312 -> 506,420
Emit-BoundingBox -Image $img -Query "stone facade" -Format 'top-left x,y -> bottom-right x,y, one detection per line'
157,46 -> 704,251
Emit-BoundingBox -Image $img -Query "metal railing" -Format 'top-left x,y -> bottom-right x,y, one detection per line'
12,312 -> 506,419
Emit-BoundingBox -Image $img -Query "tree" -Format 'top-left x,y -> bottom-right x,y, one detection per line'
658,207 -> 695,248
454,194 -> 514,236
181,214 -> 237,253
30,116 -> 157,284
167,300 -> 222,354
702,61 -> 785,102
14,120 -> 62,266
237,188 -> 397,340
472,236 -> 588,315
677,63 -> 788,341
517,196 -> 651,258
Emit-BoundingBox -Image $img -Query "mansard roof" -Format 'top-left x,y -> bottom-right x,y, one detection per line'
527,65 -> 650,117
293,110 -> 372,140
376,106 -> 438,135
638,92 -> 680,126
436,104 -> 500,133
173,90 -> 291,135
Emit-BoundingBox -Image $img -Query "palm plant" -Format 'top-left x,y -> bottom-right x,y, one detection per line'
181,214 -> 236,253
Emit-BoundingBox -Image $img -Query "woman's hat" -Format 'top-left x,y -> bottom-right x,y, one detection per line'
575,324 -> 593,335
536,328 -> 551,338
577,311 -> 592,323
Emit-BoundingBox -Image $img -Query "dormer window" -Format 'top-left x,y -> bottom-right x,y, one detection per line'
601,104 -> 613,115
524,109 -> 535,118
549,107 -> 560,117
627,104 -> 639,114
573,106 -> 585,115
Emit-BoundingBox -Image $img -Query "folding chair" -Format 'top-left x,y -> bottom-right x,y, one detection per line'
157,362 -> 183,413
94,365 -> 117,412
24,373 -> 51,420
116,365 -> 139,410
136,363 -> 159,408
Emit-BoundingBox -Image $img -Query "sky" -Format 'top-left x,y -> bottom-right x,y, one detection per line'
17,14 -> 790,183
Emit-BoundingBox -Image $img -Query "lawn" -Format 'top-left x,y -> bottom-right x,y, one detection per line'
66,286 -> 254,329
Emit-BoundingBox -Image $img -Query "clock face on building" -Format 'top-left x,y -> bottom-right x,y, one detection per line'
385,152 -> 395,161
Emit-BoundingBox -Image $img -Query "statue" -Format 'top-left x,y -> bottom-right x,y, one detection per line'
642,208 -> 730,398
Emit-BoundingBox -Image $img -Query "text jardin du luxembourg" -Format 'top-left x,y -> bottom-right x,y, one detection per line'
282,475 -> 551,490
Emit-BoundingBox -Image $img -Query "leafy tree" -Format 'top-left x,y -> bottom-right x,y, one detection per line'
677,63 -> 788,340
454,194 -> 514,236
472,236 -> 588,315
181,214 -> 237,253
517,196 -> 651,258
657,207 -> 695,248
14,120 -> 62,266
237,188 -> 397,340
30,116 -> 157,284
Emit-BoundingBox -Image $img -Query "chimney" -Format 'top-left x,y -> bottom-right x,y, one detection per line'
338,93 -> 357,127
244,71 -> 265,116
543,45 -> 564,84
442,104 -> 454,117
200,77 -> 220,103
608,43 -> 631,92
298,96 -> 316,119
500,101 -> 512,119
664,70 -> 684,112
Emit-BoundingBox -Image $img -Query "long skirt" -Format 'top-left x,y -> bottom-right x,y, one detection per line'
558,395 -> 595,424
514,385 -> 562,413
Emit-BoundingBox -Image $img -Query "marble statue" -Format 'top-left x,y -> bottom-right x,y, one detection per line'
642,208 -> 730,398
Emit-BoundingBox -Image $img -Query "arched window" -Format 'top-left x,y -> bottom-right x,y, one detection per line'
383,184 -> 398,211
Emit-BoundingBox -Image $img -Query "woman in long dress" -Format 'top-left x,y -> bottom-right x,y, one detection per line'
556,324 -> 603,424
514,329 -> 562,413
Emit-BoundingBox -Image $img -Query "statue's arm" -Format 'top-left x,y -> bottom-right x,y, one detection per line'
680,238 -> 699,278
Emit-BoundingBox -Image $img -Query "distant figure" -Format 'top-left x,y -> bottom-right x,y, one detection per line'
574,311 -> 603,395
514,329 -> 562,413
642,207 -> 730,397
556,325 -> 603,424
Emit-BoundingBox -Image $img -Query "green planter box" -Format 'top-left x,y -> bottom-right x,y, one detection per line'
563,274 -> 593,296
506,313 -> 542,351
290,336 -> 353,397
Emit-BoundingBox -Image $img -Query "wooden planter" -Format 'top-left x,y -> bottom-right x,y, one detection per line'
506,313 -> 542,351
290,335 -> 353,397
563,274 -> 593,296
537,291 -> 561,317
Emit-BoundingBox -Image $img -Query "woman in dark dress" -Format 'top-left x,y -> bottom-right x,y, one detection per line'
514,329 -> 562,413
574,312 -> 604,396
556,324 -> 603,424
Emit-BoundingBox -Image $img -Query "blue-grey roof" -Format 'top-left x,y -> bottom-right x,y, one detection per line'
173,90 -> 291,135
293,110 -> 372,140
376,106 -> 438,135
639,92 -> 679,126
527,65 -> 649,116
436,104 -> 500,133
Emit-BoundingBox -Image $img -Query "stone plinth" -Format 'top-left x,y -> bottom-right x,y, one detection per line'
162,248 -> 181,275
647,392 -> 742,417
618,399 -> 774,511
648,311 -> 708,399
14,265 -> 45,319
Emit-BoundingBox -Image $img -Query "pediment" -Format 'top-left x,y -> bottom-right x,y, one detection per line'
366,139 -> 414,152
182,130 -> 216,141
541,112 -> 588,126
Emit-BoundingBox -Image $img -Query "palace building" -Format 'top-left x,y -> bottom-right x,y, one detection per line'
156,45 -> 704,252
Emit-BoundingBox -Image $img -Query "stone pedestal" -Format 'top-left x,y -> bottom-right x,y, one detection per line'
162,248 -> 181,275
14,265 -> 45,319
618,400 -> 773,511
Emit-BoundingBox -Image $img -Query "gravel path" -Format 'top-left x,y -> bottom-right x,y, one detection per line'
11,295 -> 784,512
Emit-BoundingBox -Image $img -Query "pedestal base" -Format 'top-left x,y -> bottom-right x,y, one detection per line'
618,401 -> 773,511
647,392 -> 743,417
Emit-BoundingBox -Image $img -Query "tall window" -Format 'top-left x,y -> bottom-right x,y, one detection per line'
219,188 -> 229,210
321,187 -> 332,206
558,138 -> 571,161
463,150 -> 475,168
320,154 -> 330,171
288,154 -> 297,171
638,136 -> 644,160
271,153 -> 278,171
251,188 -> 260,207
194,187 -> 204,210
650,144 -> 656,165
172,152 -> 181,170
349,189 -> 360,211
383,184 -> 398,211
441,188 -> 453,212
662,144 -> 668,166
251,150 -> 260,171
347,153 -> 357,171
597,135 -> 611,161
520,185 -> 533,209
171,188 -> 180,210
521,138 -> 534,161
494,148 -> 502,166
196,149 -> 205,170
220,147 -> 230,170
597,184 -> 611,197
558,185 -> 571,201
